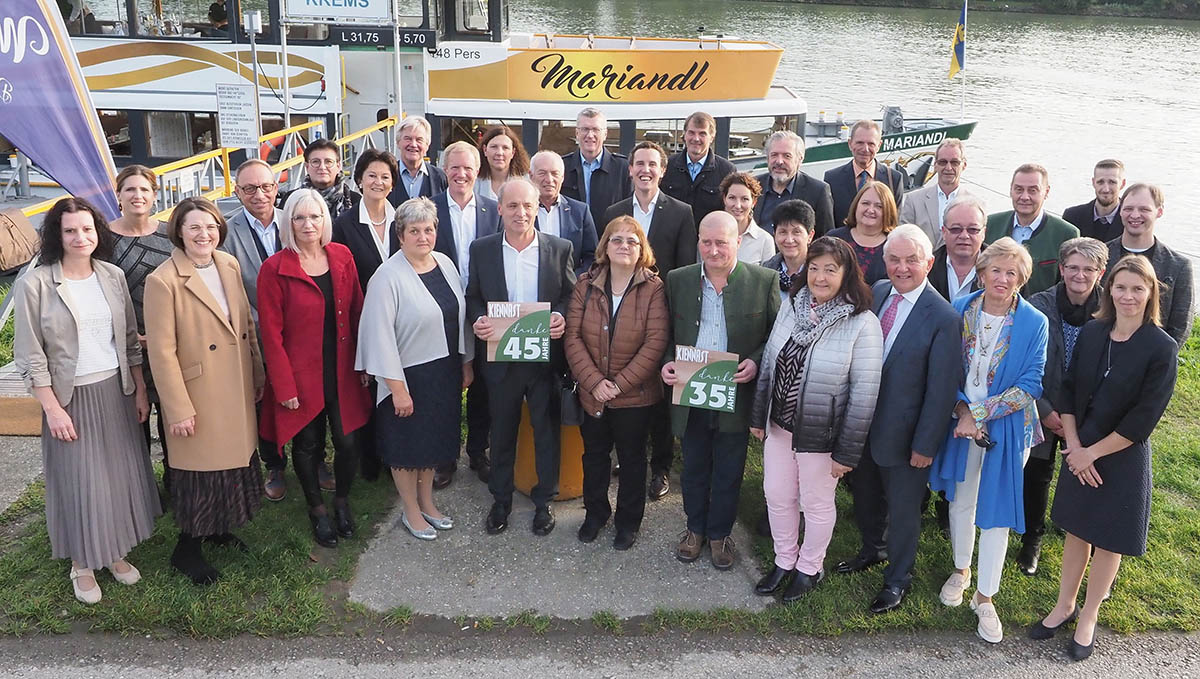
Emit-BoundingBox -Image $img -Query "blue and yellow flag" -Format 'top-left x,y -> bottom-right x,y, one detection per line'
948,1 -> 967,79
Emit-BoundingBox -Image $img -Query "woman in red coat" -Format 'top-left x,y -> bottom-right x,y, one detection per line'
258,189 -> 373,547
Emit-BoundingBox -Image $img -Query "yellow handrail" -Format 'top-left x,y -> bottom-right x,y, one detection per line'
336,116 -> 399,147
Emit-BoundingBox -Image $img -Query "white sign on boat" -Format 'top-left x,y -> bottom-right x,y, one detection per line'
215,83 -> 260,149
284,0 -> 391,23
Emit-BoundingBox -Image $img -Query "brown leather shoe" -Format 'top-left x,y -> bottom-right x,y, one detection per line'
318,460 -> 336,492
433,469 -> 453,490
710,536 -> 736,570
264,469 -> 286,501
675,530 -> 706,563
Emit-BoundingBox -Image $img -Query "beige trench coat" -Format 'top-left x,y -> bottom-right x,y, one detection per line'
145,249 -> 264,472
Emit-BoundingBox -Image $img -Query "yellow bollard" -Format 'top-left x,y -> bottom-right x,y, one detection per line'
513,404 -> 584,500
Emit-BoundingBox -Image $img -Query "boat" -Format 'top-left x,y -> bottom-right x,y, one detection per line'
11,0 -> 974,189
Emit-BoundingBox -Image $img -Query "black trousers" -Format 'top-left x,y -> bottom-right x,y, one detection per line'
647,393 -> 675,474
581,405 -> 652,532
680,408 -> 749,539
486,366 -> 560,509
291,402 -> 359,509
847,450 -> 889,560
140,403 -> 169,486
878,461 -> 931,589
439,355 -> 490,474
1024,450 -> 1058,542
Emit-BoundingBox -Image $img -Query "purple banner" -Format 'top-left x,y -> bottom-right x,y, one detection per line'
1,1 -> 120,219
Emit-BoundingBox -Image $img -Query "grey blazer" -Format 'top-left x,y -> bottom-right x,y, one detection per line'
1104,237 -> 1194,347
866,281 -> 962,466
219,207 -> 282,323
898,183 -> 980,251
13,261 -> 142,407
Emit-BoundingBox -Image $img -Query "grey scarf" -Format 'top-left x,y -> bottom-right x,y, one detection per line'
791,287 -> 854,348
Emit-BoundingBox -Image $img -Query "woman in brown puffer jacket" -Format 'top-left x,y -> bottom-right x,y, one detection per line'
565,215 -> 670,551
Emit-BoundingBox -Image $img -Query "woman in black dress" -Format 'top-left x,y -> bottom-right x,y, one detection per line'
355,197 -> 473,541
1030,255 -> 1178,661
826,180 -> 896,285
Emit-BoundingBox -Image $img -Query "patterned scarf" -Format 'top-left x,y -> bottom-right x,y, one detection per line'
303,177 -> 357,218
790,286 -> 854,348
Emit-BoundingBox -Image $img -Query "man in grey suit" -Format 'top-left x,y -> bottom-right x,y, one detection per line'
431,141 -> 501,489
530,150 -> 598,274
837,224 -> 961,614
221,158 -> 290,499
467,179 -> 577,537
898,139 -> 978,250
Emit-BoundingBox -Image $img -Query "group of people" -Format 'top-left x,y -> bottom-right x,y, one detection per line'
12,108 -> 1185,664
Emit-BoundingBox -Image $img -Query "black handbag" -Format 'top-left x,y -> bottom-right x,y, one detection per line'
559,373 -> 585,426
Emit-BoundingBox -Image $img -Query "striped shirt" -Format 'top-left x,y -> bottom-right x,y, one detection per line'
696,264 -> 731,352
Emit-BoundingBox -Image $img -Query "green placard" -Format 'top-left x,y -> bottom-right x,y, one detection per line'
672,345 -> 738,413
487,302 -> 551,363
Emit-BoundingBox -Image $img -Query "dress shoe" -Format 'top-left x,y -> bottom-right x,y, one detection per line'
577,517 -> 604,543
613,529 -> 637,551
264,468 -> 286,501
869,585 -> 909,614
755,511 -> 772,538
421,511 -> 453,530
532,506 -> 556,536
310,512 -> 339,547
710,536 -> 736,570
1017,537 -> 1041,576
781,570 -> 824,603
70,567 -> 102,604
401,512 -> 437,541
972,593 -> 1003,643
939,570 -> 970,607
834,552 -> 887,575
754,566 -> 795,595
106,560 -> 141,586
675,530 -> 706,562
1029,607 -> 1078,640
485,503 -> 510,535
334,504 -> 357,538
170,537 -> 220,585
318,460 -> 336,491
469,457 -> 491,483
648,473 -> 669,500
1067,635 -> 1095,661
433,469 -> 453,490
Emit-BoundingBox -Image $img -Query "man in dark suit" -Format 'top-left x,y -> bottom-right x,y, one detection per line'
431,141 -> 500,488
530,150 -> 598,275
1105,183 -> 1193,346
662,211 -> 780,569
561,107 -> 633,229
930,195 -> 987,303
661,111 -> 736,226
753,130 -> 835,236
1061,158 -> 1125,243
603,141 -> 698,499
388,116 -> 448,205
984,163 -> 1079,296
824,120 -> 905,229
839,224 -> 961,614
466,179 -> 577,537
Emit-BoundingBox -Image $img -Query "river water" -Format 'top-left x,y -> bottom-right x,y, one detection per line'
507,1 -> 1200,261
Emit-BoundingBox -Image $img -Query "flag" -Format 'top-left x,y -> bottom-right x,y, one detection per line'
948,1 -> 967,80
0,0 -> 121,218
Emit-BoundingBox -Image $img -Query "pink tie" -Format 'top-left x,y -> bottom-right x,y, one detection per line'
879,294 -> 903,339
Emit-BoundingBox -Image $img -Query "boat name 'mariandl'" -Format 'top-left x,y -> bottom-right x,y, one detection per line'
881,130 -> 947,153
530,53 -> 710,100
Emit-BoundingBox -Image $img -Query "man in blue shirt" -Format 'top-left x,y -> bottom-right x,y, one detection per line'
661,111 -> 736,226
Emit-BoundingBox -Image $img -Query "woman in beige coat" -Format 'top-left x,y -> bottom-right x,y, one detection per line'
145,197 -> 265,585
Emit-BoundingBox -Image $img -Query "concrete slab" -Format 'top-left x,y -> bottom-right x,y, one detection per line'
349,470 -> 770,619
0,435 -> 41,512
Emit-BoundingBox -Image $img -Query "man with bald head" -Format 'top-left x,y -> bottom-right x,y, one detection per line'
661,211 -> 779,570
531,150 -> 598,274
467,179 -> 577,537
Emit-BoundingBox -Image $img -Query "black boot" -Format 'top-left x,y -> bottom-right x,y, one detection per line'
333,500 -> 356,538
1017,536 -> 1042,576
171,533 -> 220,585
310,510 -> 338,547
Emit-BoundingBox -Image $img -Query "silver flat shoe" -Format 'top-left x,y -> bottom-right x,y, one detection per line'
421,511 -> 454,530
401,513 -> 437,541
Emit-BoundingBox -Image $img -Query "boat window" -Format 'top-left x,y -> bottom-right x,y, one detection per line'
456,0 -> 489,33
396,0 -> 424,27
98,111 -> 132,157
58,0 -> 128,36
130,0 -> 236,38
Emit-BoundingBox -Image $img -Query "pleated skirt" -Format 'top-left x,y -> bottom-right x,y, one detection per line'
43,374 -> 162,569
169,453 -> 263,537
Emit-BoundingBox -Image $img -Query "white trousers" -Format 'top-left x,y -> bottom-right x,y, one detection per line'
948,439 -> 1029,597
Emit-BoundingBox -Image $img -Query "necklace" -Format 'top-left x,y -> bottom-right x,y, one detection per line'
190,257 -> 215,269
972,310 -> 1004,387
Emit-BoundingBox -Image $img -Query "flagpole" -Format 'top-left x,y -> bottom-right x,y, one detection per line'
960,0 -> 968,120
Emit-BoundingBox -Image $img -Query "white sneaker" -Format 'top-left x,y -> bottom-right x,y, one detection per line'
939,571 -> 969,607
972,596 -> 1004,643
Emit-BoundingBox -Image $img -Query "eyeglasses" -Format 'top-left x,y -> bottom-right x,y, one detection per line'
608,237 -> 641,248
307,158 -> 339,168
291,213 -> 324,224
935,159 -> 964,167
1063,265 -> 1102,276
577,126 -> 604,136
944,226 -> 983,236
236,182 -> 277,195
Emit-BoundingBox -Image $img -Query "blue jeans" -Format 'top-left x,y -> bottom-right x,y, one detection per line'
681,408 -> 749,539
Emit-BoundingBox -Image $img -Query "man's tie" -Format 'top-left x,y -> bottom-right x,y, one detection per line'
857,170 -> 870,190
879,293 -> 903,340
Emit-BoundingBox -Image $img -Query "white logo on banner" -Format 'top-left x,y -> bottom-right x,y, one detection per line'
0,15 -> 51,65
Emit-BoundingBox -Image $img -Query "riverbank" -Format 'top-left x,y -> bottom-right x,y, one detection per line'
758,0 -> 1200,21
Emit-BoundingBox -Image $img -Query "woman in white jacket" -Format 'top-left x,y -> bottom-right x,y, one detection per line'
749,236 -> 883,602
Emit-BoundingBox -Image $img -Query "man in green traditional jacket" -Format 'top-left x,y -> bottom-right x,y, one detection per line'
984,164 -> 1079,295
